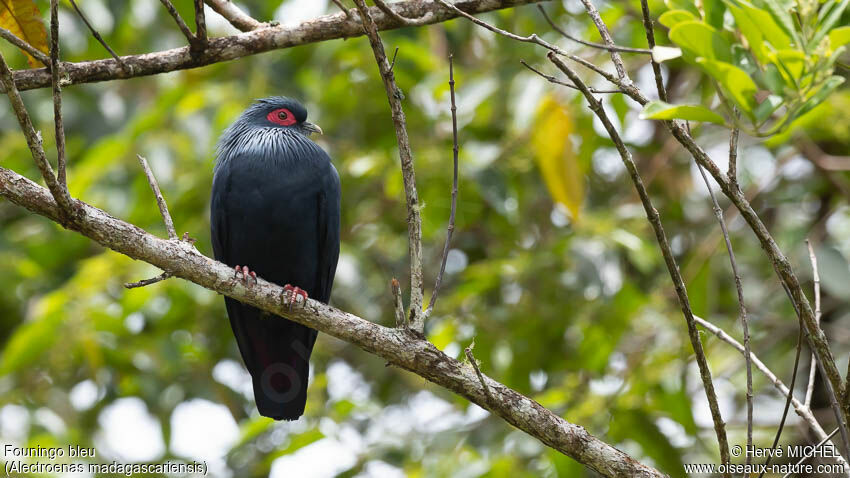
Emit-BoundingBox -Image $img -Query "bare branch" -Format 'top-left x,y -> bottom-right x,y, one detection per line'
49,0 -> 68,191
194,0 -> 208,50
636,0 -> 665,101
204,0 -> 265,32
0,27 -> 50,67
695,137 -> 754,464
68,0 -> 128,71
806,239 -> 822,408
536,5 -> 650,55
160,0 -> 198,45
7,0 -> 548,93
546,51 -> 731,469
391,278 -> 405,327
353,0 -> 425,333
695,315 -> 848,472
125,271 -> 172,289
728,126 -> 739,186
374,0 -> 435,26
782,428 -> 842,478
444,0 -> 848,442
520,59 -> 621,94
425,54 -> 459,318
577,0 -> 628,81
0,165 -> 665,478
136,155 -> 177,240
465,342 -> 493,406
0,52 -> 76,218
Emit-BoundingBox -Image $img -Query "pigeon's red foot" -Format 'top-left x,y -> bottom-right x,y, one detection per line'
234,265 -> 257,286
282,284 -> 308,310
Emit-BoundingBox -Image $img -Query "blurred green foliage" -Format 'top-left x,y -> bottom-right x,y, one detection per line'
0,0 -> 849,477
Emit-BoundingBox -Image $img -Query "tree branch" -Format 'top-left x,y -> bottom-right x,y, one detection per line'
194,0 -> 208,51
536,5 -> 650,55
806,239 -> 822,408
5,0 -> 546,93
0,27 -> 50,67
203,0 -> 264,32
374,0 -> 435,26
425,54 -> 459,318
353,0 -> 425,333
695,315 -> 848,472
0,52 -> 75,219
49,0 -> 68,191
68,0 -> 128,71
546,51 -> 732,470
0,165 -> 664,478
159,0 -> 198,46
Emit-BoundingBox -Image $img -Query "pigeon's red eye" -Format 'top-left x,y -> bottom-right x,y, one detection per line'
267,108 -> 296,126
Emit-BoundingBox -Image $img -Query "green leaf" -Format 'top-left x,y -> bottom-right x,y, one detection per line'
829,26 -> 850,49
640,100 -> 727,124
768,49 -> 807,87
726,0 -> 792,62
696,58 -> 759,115
754,94 -> 784,121
756,0 -> 802,46
809,0 -> 850,50
658,9 -> 697,28
668,21 -> 733,62
797,76 -> 845,117
703,0 -> 727,28
665,0 -> 700,16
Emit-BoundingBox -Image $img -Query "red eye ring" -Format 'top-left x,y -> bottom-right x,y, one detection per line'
267,108 -> 296,126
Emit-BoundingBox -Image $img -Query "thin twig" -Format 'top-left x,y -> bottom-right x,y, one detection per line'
520,59 -> 621,94
728,127 -> 739,186
0,49 -> 75,218
352,0 -> 425,333
125,272 -> 172,289
391,278 -> 405,327
194,0 -> 208,50
0,27 -> 50,67
636,0 -> 666,102
758,316 -> 804,477
782,428 -> 841,478
578,0 -> 628,81
695,149 -> 754,464
425,54 -> 459,318
374,0 -> 434,26
331,0 -> 354,21
49,0 -> 68,191
465,342 -> 493,406
434,0 -> 644,102
536,5 -> 650,54
388,46 -> 399,73
68,0 -> 128,72
160,0 -> 197,45
203,0 -> 264,32
806,239 -> 822,408
695,315 -> 848,472
136,155 -> 177,240
546,51 -> 731,470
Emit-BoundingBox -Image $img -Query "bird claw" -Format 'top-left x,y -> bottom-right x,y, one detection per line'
282,284 -> 308,310
234,265 -> 257,286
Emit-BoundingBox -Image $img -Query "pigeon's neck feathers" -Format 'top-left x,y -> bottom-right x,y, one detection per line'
214,121 -> 325,171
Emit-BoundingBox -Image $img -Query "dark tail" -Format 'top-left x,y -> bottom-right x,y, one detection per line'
225,298 -> 318,420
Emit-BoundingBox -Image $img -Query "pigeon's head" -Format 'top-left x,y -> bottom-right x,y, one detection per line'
238,97 -> 323,136
215,97 -> 326,167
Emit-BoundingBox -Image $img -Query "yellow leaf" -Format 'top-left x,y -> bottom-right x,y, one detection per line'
0,0 -> 49,68
531,94 -> 584,221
